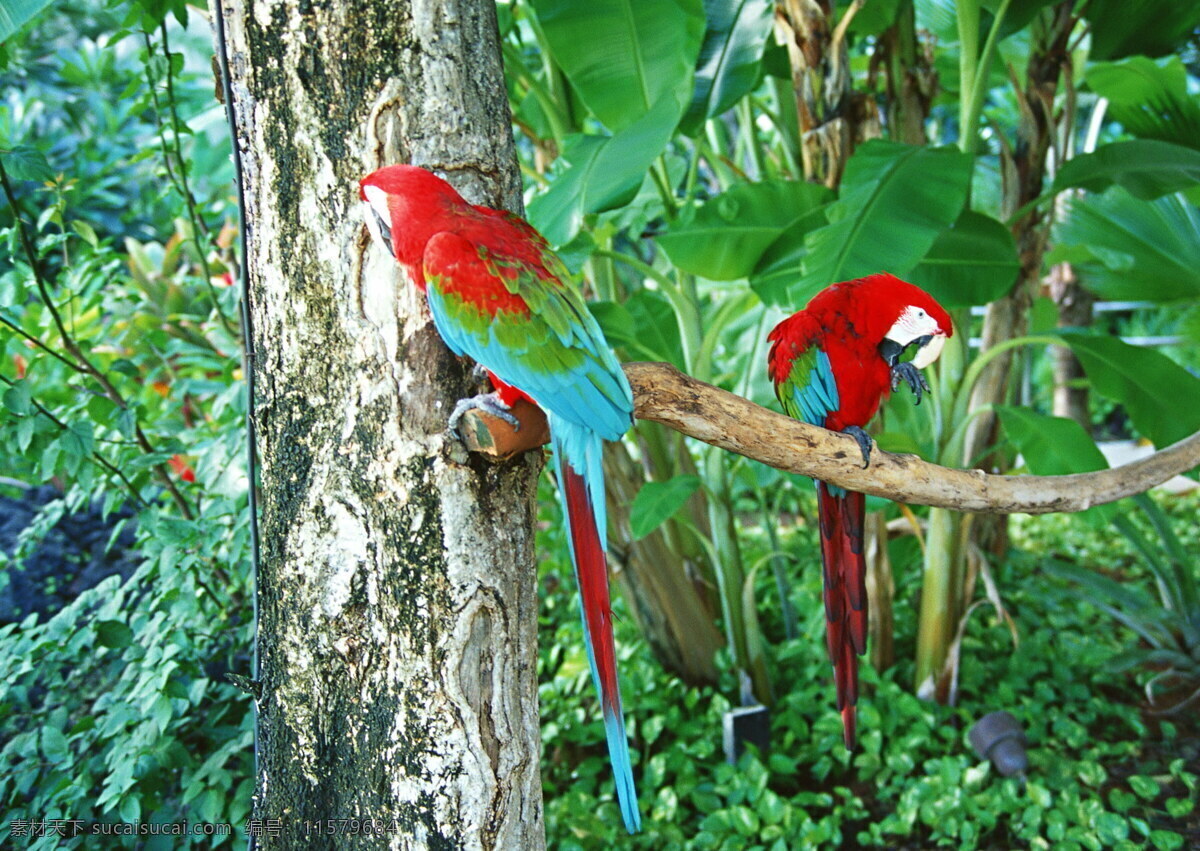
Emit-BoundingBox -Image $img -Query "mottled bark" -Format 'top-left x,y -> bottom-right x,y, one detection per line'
213,0 -> 544,847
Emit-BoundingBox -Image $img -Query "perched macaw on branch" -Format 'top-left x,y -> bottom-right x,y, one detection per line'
359,165 -> 640,832
768,273 -> 953,749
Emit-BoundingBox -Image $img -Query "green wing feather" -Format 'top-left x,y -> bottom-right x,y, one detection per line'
422,229 -> 633,442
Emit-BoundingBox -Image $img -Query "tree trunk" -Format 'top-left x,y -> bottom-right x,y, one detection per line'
1048,263 -> 1093,427
213,0 -> 545,846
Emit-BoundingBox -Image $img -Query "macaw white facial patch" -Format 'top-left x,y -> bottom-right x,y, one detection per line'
361,185 -> 395,255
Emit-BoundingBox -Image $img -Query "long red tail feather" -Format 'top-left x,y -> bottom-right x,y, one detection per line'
560,458 -> 640,832
817,484 -> 868,749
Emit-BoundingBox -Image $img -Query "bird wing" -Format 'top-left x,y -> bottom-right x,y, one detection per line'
772,318 -> 839,429
421,228 -> 633,443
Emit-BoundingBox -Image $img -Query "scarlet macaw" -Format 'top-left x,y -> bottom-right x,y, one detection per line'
359,165 -> 640,832
767,273 -> 953,748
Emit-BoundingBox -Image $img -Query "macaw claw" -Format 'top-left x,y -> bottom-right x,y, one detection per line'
891,362 -> 931,404
448,392 -> 521,434
841,425 -> 873,468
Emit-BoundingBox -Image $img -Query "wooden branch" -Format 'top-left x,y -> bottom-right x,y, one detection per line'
463,361 -> 1200,515
629,362 -> 1200,515
457,398 -> 549,457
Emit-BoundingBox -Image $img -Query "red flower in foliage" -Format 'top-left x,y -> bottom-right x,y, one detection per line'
13,354 -> 27,379
169,454 -> 196,483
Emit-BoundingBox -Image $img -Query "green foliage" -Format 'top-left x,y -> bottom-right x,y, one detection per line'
530,0 -> 705,132
657,179 -> 830,280
1051,190 -> 1200,302
1059,331 -> 1200,449
0,2 -> 249,845
1086,57 -> 1200,151
909,210 -> 1019,308
1052,141 -> 1200,201
527,99 -> 683,245
787,142 -> 973,305
0,0 -> 55,41
1081,0 -> 1200,61
538,487 -> 1198,848
630,475 -> 701,540
681,0 -> 774,133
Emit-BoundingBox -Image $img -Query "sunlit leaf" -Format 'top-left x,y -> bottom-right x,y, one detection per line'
681,0 -> 774,132
793,141 -> 972,304
1058,331 -> 1200,449
1087,57 -> 1200,151
1050,190 -> 1200,302
0,0 -> 54,42
532,0 -> 705,132
527,95 -> 680,245
657,180 -> 831,280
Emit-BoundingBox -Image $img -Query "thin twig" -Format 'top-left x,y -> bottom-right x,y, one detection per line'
0,157 -> 195,519
142,26 -> 236,336
0,374 -> 150,511
0,313 -> 85,372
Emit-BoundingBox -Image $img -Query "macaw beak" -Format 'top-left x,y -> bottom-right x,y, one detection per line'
878,331 -> 948,370
910,332 -> 947,370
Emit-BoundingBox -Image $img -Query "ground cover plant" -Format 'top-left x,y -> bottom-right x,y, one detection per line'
1,0 -> 1198,846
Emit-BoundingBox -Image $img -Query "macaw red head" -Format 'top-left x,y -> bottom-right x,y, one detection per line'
359,164 -> 465,266
871,274 -> 954,370
819,272 -> 953,371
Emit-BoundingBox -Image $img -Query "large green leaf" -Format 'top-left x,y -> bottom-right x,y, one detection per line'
531,0 -> 705,132
1087,57 -> 1200,151
526,96 -> 680,245
1058,331 -> 1200,449
0,145 -> 54,181
0,0 -> 54,41
593,289 -> 687,367
909,210 -> 1019,307
1082,0 -> 1200,61
656,180 -> 831,280
681,0 -> 774,132
630,475 -> 701,539
1050,190 -> 1200,302
849,0 -> 905,36
995,406 -> 1116,527
1053,140 -> 1200,201
792,141 -> 972,304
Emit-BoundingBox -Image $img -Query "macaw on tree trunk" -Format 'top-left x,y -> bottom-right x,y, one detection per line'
359,165 -> 641,832
767,273 -> 953,749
